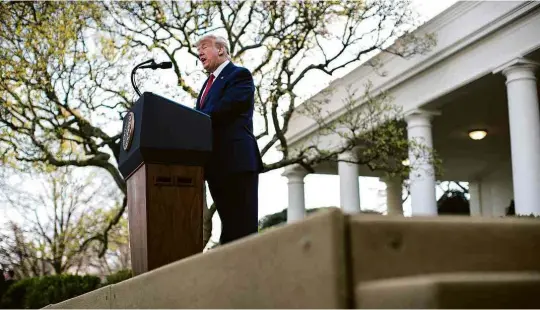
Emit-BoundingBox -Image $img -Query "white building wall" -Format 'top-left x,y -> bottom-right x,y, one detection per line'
286,1 -> 540,146
477,161 -> 514,217
468,181 -> 482,216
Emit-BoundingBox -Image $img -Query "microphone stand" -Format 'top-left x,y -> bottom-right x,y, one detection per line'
131,59 -> 174,97
131,59 -> 154,97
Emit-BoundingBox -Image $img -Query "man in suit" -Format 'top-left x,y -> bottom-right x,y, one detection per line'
195,34 -> 263,245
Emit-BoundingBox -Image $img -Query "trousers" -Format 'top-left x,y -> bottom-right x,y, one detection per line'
206,172 -> 259,245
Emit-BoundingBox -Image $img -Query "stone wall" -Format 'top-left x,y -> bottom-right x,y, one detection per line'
45,209 -> 540,309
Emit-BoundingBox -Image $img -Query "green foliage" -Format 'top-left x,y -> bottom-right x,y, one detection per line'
295,84 -> 443,181
258,207 -> 327,230
0,2 -> 116,173
0,279 -> 26,309
0,274 -> 101,309
101,0 -> 436,177
0,0 -> 131,258
505,201 -> 540,218
1,0 -> 438,253
104,269 -> 132,285
514,214 -> 540,218
258,209 -> 287,230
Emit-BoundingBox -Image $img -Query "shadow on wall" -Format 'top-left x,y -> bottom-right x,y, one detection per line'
506,200 -> 515,216
505,199 -> 540,218
437,189 -> 470,215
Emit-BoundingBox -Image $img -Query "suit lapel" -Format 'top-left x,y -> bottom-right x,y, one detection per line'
200,62 -> 236,111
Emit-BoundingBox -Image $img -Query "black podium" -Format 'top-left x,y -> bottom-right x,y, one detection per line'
118,92 -> 212,276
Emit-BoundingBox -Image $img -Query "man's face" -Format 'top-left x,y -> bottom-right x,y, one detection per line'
197,39 -> 222,73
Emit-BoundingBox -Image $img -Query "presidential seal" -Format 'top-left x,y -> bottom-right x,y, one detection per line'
122,111 -> 135,151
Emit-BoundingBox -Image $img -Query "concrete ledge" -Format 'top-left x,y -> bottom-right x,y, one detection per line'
356,271 -> 540,308
46,285 -> 111,309
48,208 -> 348,309
348,215 -> 540,284
45,213 -> 540,309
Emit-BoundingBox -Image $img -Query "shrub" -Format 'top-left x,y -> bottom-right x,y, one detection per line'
258,207 -> 382,231
505,199 -> 540,218
0,274 -> 101,309
104,269 -> 132,285
0,278 -> 29,309
258,207 -> 332,230
511,214 -> 540,219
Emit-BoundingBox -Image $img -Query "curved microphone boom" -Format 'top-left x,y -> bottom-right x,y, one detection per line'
131,59 -> 173,97
140,61 -> 173,70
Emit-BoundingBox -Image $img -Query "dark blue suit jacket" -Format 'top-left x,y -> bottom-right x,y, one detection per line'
195,62 -> 263,177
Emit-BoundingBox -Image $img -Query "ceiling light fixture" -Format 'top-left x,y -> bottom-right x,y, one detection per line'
468,129 -> 487,140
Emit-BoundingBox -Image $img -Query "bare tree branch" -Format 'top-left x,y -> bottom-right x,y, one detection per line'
0,167 -> 127,276
1,0 -> 438,249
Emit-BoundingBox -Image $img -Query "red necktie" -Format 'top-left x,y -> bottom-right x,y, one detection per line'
199,74 -> 214,108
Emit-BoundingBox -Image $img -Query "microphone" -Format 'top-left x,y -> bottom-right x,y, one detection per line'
131,59 -> 173,96
139,61 -> 173,70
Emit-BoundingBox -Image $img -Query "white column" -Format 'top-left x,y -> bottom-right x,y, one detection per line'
282,165 -> 309,223
468,181 -> 482,216
405,109 -> 439,216
338,149 -> 361,214
384,176 -> 403,216
496,57 -> 540,216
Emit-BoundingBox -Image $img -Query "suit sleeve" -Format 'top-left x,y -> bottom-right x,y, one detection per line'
209,68 -> 254,125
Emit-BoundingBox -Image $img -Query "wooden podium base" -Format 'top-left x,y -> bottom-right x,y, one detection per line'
126,163 -> 204,276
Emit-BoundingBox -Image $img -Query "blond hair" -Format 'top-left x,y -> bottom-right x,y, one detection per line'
195,34 -> 231,59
